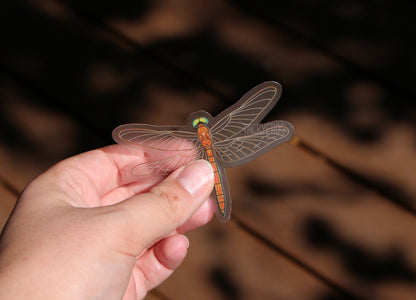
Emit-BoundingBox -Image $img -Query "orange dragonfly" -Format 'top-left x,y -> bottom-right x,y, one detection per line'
112,81 -> 294,222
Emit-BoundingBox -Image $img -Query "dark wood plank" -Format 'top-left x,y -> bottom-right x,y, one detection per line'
159,221 -> 348,300
0,74 -> 93,190
228,144 -> 416,299
229,0 -> 416,100
0,185 -> 17,231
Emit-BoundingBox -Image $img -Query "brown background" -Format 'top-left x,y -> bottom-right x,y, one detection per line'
1,1 -> 416,299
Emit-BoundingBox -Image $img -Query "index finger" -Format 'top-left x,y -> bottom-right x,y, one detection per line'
54,144 -> 147,196
54,142 -> 196,198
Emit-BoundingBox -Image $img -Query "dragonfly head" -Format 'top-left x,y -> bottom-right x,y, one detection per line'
192,116 -> 209,128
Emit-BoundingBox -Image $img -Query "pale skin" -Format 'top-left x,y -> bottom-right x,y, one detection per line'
0,144 -> 215,299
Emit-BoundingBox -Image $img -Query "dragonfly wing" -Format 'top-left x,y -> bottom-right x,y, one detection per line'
113,123 -> 199,151
131,148 -> 206,176
113,123 -> 204,176
213,121 -> 294,167
210,81 -> 282,143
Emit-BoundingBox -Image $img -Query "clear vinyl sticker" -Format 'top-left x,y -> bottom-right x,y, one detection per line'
113,81 -> 294,222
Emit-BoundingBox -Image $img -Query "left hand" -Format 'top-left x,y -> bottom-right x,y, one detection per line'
0,144 -> 215,299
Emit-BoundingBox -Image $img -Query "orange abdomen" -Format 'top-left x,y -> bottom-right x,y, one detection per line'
197,124 -> 226,215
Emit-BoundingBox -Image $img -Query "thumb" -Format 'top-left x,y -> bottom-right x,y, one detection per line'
116,160 -> 214,253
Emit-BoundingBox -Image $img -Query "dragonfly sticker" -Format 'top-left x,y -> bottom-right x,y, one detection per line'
112,81 -> 294,222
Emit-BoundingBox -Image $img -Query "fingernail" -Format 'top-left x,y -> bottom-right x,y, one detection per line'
183,235 -> 190,249
177,160 -> 213,197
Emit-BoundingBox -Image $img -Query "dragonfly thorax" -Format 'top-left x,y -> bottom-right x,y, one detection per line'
196,122 -> 212,149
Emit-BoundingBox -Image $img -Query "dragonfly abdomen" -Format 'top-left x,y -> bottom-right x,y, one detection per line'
206,148 -> 226,215
197,124 -> 226,216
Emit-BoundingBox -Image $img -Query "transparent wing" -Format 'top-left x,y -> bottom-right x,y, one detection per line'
131,148 -> 207,176
112,123 -> 199,151
113,123 -> 203,176
210,81 -> 281,143
213,121 -> 294,167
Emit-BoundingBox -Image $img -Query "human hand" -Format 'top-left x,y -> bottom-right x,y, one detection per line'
0,145 -> 215,299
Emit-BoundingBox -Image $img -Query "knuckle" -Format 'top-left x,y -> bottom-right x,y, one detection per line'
150,184 -> 185,225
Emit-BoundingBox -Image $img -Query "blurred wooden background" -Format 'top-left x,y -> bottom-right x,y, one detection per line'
1,0 -> 416,299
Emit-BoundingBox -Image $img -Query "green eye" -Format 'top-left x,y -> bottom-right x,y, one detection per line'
200,117 -> 209,124
192,117 -> 209,128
